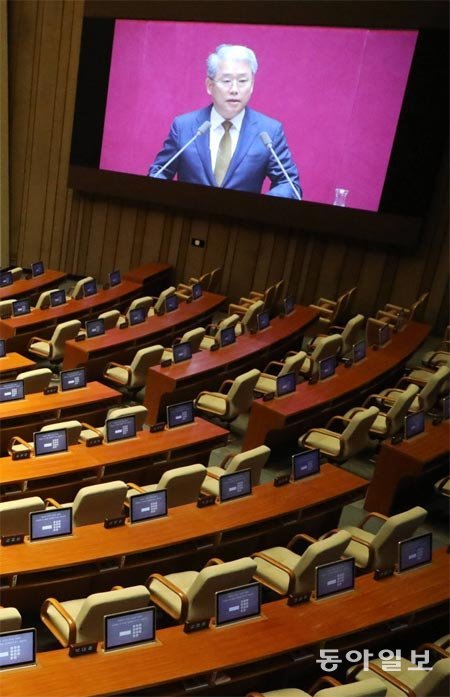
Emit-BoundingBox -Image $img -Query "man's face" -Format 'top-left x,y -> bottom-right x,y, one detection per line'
206,59 -> 254,120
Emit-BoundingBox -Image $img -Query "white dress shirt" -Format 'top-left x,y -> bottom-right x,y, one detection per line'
209,107 -> 246,172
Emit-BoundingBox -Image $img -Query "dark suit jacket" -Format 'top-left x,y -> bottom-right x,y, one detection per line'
148,105 -> 302,199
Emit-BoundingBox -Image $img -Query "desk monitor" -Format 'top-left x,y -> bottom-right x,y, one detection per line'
353,339 -> 366,363
0,628 -> 36,671
292,449 -> 321,481
219,468 -> 252,503
105,415 -> 136,443
283,295 -> 295,316
130,490 -> 167,524
219,326 -> 236,348
129,307 -> 146,326
60,367 -> 87,392
12,299 -> 31,317
276,371 -> 296,397
319,356 -> 336,381
215,582 -> 261,628
165,294 -> 179,313
30,508 -> 72,541
0,339 -> 5,358
34,429 -> 68,457
173,341 -> 192,363
315,557 -> 355,600
0,380 -> 24,403
31,261 -> 44,277
83,279 -> 98,297
257,310 -> 270,331
0,271 -> 13,287
109,269 -> 121,287
86,318 -> 105,338
378,323 -> 391,346
398,532 -> 432,573
442,395 -> 450,420
166,400 -> 194,428
50,288 -> 66,307
404,410 -> 425,440
104,606 -> 155,652
191,282 -> 202,300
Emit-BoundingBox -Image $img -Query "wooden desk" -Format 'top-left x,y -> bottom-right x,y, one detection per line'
62,292 -> 227,380
0,269 -> 67,301
2,548 -> 448,697
0,352 -> 36,377
123,261 -> 173,295
243,322 -> 431,451
365,420 -> 450,515
144,306 -> 319,423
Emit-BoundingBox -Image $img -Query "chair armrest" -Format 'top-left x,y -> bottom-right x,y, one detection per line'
376,310 -> 399,322
287,533 -> 317,551
249,291 -> 264,300
7,436 -> 33,456
309,304 -> 334,318
126,482 -> 146,493
219,379 -> 234,394
41,597 -> 77,646
104,361 -> 130,374
417,642 -> 449,659
347,534 -> 375,569
228,303 -> 247,317
262,360 -> 284,375
147,573 -> 189,622
45,497 -> 62,508
188,276 -> 200,285
359,511 -> 389,528
239,297 -> 254,305
28,335 -> 52,357
384,303 -> 404,314
325,415 -> 351,431
205,469 -> 222,481
318,297 -> 337,308
80,422 -> 104,438
252,551 -> 296,594
205,323 -> 218,335
348,662 -> 414,696
205,557 -> 224,567
310,676 -> 342,694
218,452 -> 234,469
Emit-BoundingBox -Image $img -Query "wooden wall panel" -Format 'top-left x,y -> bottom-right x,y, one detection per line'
7,0 -> 449,332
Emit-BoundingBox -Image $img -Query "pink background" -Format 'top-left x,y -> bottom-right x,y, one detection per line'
100,20 -> 417,211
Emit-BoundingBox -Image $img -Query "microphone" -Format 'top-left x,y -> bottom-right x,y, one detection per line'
152,121 -> 211,177
259,131 -> 302,201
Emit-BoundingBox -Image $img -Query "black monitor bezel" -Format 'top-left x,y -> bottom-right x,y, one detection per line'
33,428 -> 69,457
12,299 -> 31,317
191,282 -> 202,300
105,414 -> 137,443
276,371 -> 297,397
353,339 -> 366,363
219,326 -> 236,347
31,261 -> 45,277
283,296 -> 295,315
257,310 -> 271,331
85,318 -> 105,338
404,410 -> 425,439
215,581 -> 261,628
164,294 -> 179,313
291,448 -> 321,481
49,289 -> 67,307
129,307 -> 146,325
29,507 -> 73,542
60,367 -> 87,392
378,324 -> 391,346
83,279 -> 98,297
218,467 -> 252,503
318,355 -> 337,380
315,557 -> 355,600
397,532 -> 432,573
103,606 -> 156,652
0,339 -> 6,358
0,628 -> 37,671
172,340 -> 193,363
109,269 -> 121,287
0,271 -> 13,287
166,400 -> 195,428
130,489 -> 168,524
0,379 -> 25,403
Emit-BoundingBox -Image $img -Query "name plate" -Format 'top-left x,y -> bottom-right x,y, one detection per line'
197,495 -> 215,508
150,422 -> 165,433
69,642 -> 98,657
373,568 -> 395,581
183,618 -> 209,633
11,450 -> 31,461
274,474 -> 290,487
85,436 -> 103,447
1,534 -> 25,546
287,592 -> 310,606
104,515 -> 126,529
44,385 -> 58,395
160,359 -> 172,367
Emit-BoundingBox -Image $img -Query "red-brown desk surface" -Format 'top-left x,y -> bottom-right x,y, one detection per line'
2,548 -> 448,697
0,353 -> 36,376
123,262 -> 172,285
0,269 -> 67,301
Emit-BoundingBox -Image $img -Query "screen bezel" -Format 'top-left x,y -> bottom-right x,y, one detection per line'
397,532 -> 432,573
378,324 -> 391,346
172,341 -> 193,363
257,310 -> 270,331
353,339 -> 366,363
129,307 -> 146,325
83,279 -> 98,297
215,582 -> 261,628
31,261 -> 45,277
130,489 -> 168,524
12,300 -> 31,317
60,368 -> 87,391
0,339 -> 6,358
315,557 -> 355,600
0,271 -> 13,287
276,371 -> 296,397
191,282 -> 202,300
0,628 -> 37,671
442,395 -> 450,420
165,294 -> 179,313
218,467 -> 252,503
109,269 -> 121,287
29,507 -> 73,542
220,326 -> 236,347
105,414 -> 137,443
283,296 -> 295,315
166,400 -> 195,428
404,410 -> 425,439
50,289 -> 66,307
33,428 -> 69,457
291,448 -> 321,481
0,380 -> 25,403
86,318 -> 105,337
103,606 -> 156,652
319,355 -> 336,380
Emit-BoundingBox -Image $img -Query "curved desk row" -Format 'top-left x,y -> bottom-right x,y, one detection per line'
0,352 -> 36,378
0,269 -> 67,302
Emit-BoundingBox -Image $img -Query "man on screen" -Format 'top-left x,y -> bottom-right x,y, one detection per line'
148,44 -> 302,199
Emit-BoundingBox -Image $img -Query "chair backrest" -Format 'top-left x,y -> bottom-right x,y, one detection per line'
414,657 -> 450,696
408,291 -> 429,320
156,464 -> 207,507
70,276 -> 94,299
10,267 -> 23,281
371,505 -> 427,570
315,678 -> 387,696
126,296 -> 154,318
214,314 -> 240,340
418,365 -> 450,410
310,333 -> 343,377
0,607 -> 22,633
196,271 -> 212,289
50,320 -> 82,359
186,557 -> 257,622
261,284 -> 277,311
385,384 -> 419,435
98,309 -> 121,329
227,369 -> 261,417
128,345 -> 164,387
35,290 -> 53,310
293,530 -> 352,595
40,420 -> 83,446
106,405 -> 148,431
76,585 -> 150,643
341,314 -> 365,355
428,351 -> 450,370
340,406 -> 379,459
226,445 -> 271,486
0,299 -> 16,315
208,267 -> 222,292
72,480 -> 128,526
154,286 -> 177,315
281,351 -> 307,380
16,368 -> 52,394
180,327 -> 206,352
273,279 -> 285,310
241,300 -> 264,332
0,496 -> 45,536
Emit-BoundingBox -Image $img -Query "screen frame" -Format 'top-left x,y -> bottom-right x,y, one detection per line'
86,318 -> 106,338
33,428 -> 69,457
103,606 -> 156,652
109,269 -> 121,287
319,355 -> 336,380
218,467 -> 252,503
0,628 -> 37,671
129,307 -> 146,325
12,300 -> 31,317
60,367 -> 87,391
353,339 -> 366,363
0,271 -> 13,287
275,371 -> 297,397
397,532 -> 432,573
130,489 -> 168,524
0,339 -> 5,358
214,581 -> 261,628
83,279 -> 98,297
219,326 -> 236,347
172,340 -> 193,363
50,289 -> 67,307
29,507 -> 73,542
291,448 -> 321,481
105,414 -> 137,443
404,409 -> 425,439
31,261 -> 45,277
315,557 -> 355,600
0,380 -> 25,403
166,400 -> 195,428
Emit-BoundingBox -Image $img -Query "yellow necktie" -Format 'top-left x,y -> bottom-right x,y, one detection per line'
214,120 -> 233,187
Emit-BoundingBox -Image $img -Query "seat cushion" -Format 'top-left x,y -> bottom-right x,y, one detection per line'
105,366 -> 130,385
195,393 -> 227,415
255,374 -> 277,393
29,341 -> 51,357
355,658 -> 424,696
149,570 -> 198,619
255,546 -> 300,595
200,335 -> 215,350
46,598 -> 85,646
371,413 -> 388,434
200,467 -> 226,497
303,431 -> 341,456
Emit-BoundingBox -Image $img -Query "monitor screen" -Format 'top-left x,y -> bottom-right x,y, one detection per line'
283,296 -> 295,315
50,289 -> 66,307
165,294 -> 179,313
219,468 -> 252,503
33,429 -> 68,457
353,339 -> 366,363
0,380 -> 24,403
220,326 -> 236,347
0,629 -> 36,671
86,318 -> 105,338
276,371 -> 296,397
378,324 -> 391,346
257,310 -> 270,331
105,415 -> 136,443
404,410 -> 425,439
292,449 -> 321,481
130,490 -> 168,524
83,279 -> 98,297
60,368 -> 87,391
31,261 -> 44,277
173,341 -> 192,363
0,339 -> 5,358
315,557 -> 355,600
129,307 -> 146,326
398,532 -> 432,573
319,356 -> 336,380
191,282 -> 202,300
104,606 -> 155,652
166,401 -> 194,428
0,271 -> 13,287
442,395 -> 450,420
29,508 -> 73,541
12,300 -> 31,317
109,269 -> 121,287
215,582 -> 261,628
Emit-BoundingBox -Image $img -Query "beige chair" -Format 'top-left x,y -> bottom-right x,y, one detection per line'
79,405 -> 148,444
350,656 -> 450,697
34,290 -> 53,310
255,351 -> 307,394
147,556 -> 257,624
178,267 -> 222,294
127,464 -> 207,508
0,497 -> 45,536
68,276 -> 94,300
421,326 -> 450,367
149,286 -> 177,316
201,445 -> 271,497
229,283 -> 277,317
103,345 -> 164,396
200,314 -> 240,350
10,266 -> 23,281
434,474 -> 450,498
340,314 -> 366,355
252,530 -> 351,597
28,319 -> 82,366
162,327 -> 206,361
194,368 -> 260,422
298,407 -> 379,462
380,365 -> 449,413
97,309 -> 121,329
0,299 -> 17,316
300,334 -> 343,379
41,585 -> 150,647
308,287 -> 356,334
332,505 -> 427,572
377,291 -> 429,324
247,678 -> 386,697
118,296 -> 154,326
176,270 -> 212,299
346,384 -> 419,439
16,367 -> 52,394
236,300 -> 265,335
45,480 -> 128,527
0,607 -> 22,633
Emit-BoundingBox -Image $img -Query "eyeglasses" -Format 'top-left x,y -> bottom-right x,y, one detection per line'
213,77 -> 252,88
